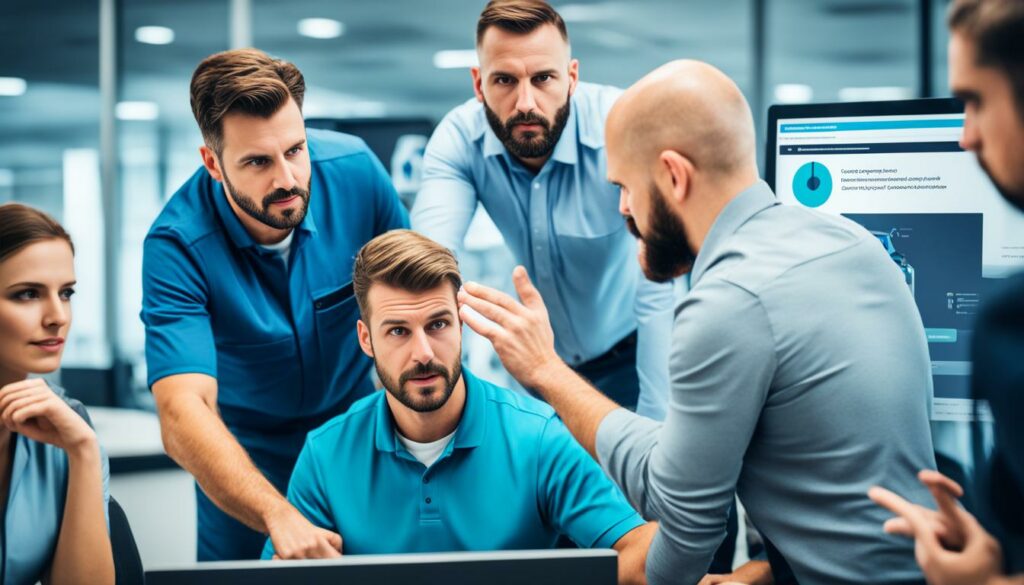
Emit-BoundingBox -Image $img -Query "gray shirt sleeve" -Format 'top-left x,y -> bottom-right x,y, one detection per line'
596,278 -> 777,585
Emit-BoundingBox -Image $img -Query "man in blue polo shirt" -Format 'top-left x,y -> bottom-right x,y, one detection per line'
262,230 -> 654,583
141,48 -> 408,561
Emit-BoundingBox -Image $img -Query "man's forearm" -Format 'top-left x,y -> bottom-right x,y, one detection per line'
614,522 -> 657,585
160,396 -> 287,533
532,361 -> 621,458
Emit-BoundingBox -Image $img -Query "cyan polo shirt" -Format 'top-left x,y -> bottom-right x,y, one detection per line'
261,370 -> 644,557
141,128 -> 409,462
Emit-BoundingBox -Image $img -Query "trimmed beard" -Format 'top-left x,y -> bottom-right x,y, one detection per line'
375,351 -> 463,414
221,168 -> 311,230
484,95 -> 571,160
625,181 -> 696,283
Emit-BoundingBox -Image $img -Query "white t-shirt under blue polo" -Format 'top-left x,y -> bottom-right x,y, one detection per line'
261,369 -> 644,556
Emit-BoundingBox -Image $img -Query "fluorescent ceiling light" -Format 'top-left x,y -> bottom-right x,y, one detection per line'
0,169 -> 13,188
135,26 -> 175,45
433,50 -> 478,69
838,86 -> 912,102
588,29 -> 637,49
774,83 -> 813,104
116,101 -> 159,121
558,3 -> 622,23
298,18 -> 344,39
0,77 -> 27,96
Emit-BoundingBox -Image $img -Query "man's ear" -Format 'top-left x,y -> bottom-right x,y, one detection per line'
357,320 -> 375,358
659,150 -> 694,207
199,145 -> 224,183
567,58 -> 579,96
471,66 -> 485,103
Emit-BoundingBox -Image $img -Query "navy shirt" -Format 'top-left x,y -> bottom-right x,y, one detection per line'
261,370 -> 644,557
141,129 -> 409,457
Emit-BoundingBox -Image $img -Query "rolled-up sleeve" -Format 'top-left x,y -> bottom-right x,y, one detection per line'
411,113 -> 479,252
596,279 -> 776,585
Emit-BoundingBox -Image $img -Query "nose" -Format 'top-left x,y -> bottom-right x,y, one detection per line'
515,83 -> 538,114
272,158 -> 299,192
43,293 -> 69,330
618,188 -> 631,217
959,111 -> 980,152
409,329 -> 435,365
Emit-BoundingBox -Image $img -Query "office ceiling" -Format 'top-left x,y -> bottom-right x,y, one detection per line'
0,0 -> 938,178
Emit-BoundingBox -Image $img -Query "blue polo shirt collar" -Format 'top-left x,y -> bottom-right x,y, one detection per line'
212,181 -> 319,252
482,101 -> 580,168
373,368 -> 487,454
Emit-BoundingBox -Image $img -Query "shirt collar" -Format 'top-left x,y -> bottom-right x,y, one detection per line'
373,367 -> 486,453
481,99 -> 580,168
211,179 -> 318,252
690,180 -> 778,286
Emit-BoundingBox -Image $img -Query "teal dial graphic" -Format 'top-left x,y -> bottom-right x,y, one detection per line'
792,161 -> 833,208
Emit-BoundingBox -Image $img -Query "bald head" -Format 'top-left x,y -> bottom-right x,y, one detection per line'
607,60 -> 758,179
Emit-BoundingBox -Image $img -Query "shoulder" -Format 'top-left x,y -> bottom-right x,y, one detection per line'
146,167 -> 224,248
432,96 -> 488,146
305,391 -> 384,448
474,377 -> 557,423
573,82 -> 622,148
306,128 -> 376,164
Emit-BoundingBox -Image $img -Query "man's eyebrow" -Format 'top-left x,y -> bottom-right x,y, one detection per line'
380,318 -> 409,327
427,309 -> 455,320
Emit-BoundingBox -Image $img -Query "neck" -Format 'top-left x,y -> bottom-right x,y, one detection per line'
388,373 -> 467,443
688,171 -> 760,255
515,153 -> 550,174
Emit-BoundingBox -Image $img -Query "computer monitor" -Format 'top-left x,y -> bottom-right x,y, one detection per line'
145,549 -> 617,585
765,98 -> 1024,421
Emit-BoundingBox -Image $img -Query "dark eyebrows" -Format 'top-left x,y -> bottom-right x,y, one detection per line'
236,139 -> 306,164
428,309 -> 455,321
378,309 -> 455,329
5,280 -> 76,290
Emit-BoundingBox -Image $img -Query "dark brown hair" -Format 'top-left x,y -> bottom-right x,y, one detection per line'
476,0 -> 569,46
189,48 -> 306,154
353,230 -> 462,319
0,203 -> 74,263
949,0 -> 1024,116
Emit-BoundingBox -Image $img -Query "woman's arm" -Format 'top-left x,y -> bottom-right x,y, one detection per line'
0,379 -> 114,585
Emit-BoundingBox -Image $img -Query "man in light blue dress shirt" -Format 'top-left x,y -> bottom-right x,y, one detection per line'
411,0 -> 673,418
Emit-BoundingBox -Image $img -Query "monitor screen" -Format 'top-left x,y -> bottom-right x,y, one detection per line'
145,549 -> 617,585
765,99 -> 1024,421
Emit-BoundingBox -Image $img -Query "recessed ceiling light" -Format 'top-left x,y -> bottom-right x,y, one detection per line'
433,50 -> 478,69
838,86 -> 912,102
774,83 -> 814,104
135,26 -> 175,45
116,101 -> 159,121
298,18 -> 344,39
0,77 -> 27,97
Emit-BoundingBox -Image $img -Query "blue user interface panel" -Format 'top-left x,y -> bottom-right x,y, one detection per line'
767,100 -> 1024,421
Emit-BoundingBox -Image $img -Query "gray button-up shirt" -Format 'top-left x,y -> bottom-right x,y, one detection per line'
596,181 -> 936,585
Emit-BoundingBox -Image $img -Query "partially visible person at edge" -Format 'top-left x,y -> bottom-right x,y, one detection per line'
0,202 -> 114,585
870,2 -> 1024,584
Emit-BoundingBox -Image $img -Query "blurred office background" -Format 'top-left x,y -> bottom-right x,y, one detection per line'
0,0 -> 962,567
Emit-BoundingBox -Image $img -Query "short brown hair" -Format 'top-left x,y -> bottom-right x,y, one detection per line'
189,48 -> 306,154
949,0 -> 1024,116
0,203 -> 74,263
353,230 -> 462,319
477,0 -> 569,46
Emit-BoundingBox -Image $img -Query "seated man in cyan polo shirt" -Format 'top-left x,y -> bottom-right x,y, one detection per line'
262,230 -> 654,584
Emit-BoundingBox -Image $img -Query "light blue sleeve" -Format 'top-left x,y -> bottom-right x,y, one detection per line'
632,268 -> 677,420
537,416 -> 645,550
261,437 -> 337,559
596,279 -> 776,585
410,112 -> 479,252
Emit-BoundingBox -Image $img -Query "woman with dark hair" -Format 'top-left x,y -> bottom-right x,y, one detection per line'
0,203 -> 114,584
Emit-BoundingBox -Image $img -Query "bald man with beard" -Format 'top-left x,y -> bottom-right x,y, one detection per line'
458,60 -> 938,585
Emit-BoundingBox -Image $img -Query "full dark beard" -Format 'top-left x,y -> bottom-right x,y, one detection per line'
222,170 -> 311,230
625,181 -> 696,283
375,355 -> 463,414
484,96 -> 571,160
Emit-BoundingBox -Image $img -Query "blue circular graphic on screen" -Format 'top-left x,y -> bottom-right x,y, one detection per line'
792,161 -> 833,208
